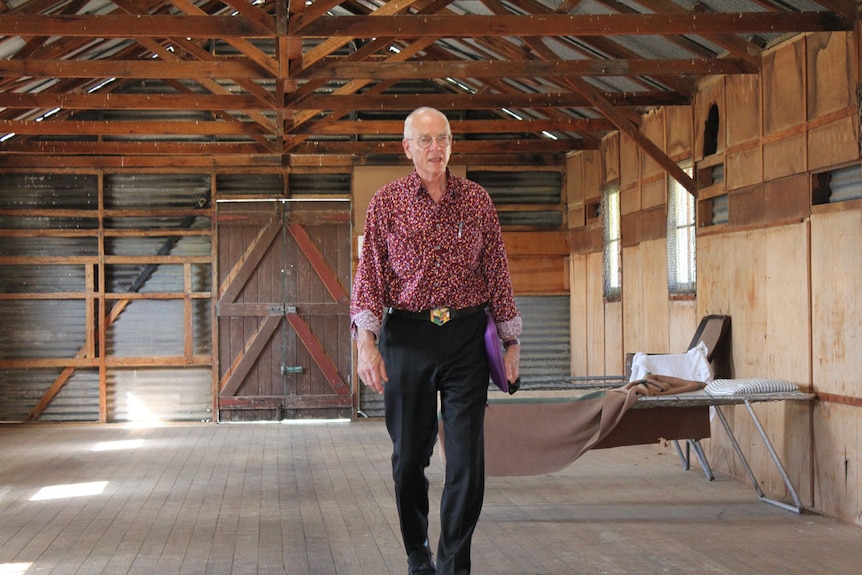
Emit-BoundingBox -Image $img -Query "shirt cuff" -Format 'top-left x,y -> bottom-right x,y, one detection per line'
497,314 -> 522,341
351,309 -> 381,340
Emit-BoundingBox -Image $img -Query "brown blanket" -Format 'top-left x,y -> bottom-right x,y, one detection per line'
481,375 -> 705,476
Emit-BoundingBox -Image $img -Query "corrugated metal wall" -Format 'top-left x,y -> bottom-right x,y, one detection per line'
0,172 -> 213,422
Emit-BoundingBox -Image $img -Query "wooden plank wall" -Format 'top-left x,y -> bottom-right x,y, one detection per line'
565,30 -> 862,526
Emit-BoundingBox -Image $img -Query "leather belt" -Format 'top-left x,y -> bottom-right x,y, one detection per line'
387,305 -> 485,326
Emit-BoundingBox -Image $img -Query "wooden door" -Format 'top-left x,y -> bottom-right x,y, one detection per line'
216,200 -> 352,421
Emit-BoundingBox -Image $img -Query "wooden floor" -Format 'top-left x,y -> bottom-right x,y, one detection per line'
1,421 -> 861,575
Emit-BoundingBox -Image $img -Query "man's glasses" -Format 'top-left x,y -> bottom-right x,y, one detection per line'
407,134 -> 452,149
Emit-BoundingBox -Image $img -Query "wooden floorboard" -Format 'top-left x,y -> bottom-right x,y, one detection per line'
1,421 -> 861,575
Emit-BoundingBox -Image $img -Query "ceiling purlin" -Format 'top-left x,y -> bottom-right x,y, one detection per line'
290,13 -> 855,38
0,34 -> 158,151
169,0 -> 278,75
298,0 -> 424,70
111,0 -> 277,150
287,91 -> 691,111
415,37 -> 592,145
284,37 -> 439,154
0,14 -> 263,37
298,58 -> 754,81
637,0 -> 762,66
219,0 -> 277,34
0,92 -> 268,111
293,117 -> 615,135
437,0 -> 617,147
0,5 -> 279,154
0,1 -> 855,167
4,0 -> 89,61
284,0 -> 461,148
485,2 -> 696,189
812,0 -> 858,21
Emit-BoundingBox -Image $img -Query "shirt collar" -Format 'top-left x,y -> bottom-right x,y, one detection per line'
409,168 -> 456,199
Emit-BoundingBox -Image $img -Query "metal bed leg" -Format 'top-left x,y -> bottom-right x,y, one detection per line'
673,439 -> 714,480
673,439 -> 690,470
689,439 -> 715,481
743,399 -> 804,513
714,404 -> 803,514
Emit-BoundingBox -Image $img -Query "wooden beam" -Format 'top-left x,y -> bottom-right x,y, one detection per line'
294,118 -> 616,135
286,91 -> 691,110
296,57 -> 757,80
0,119 -> 272,136
288,138 -> 591,154
291,13 -> 854,38
0,92 -> 271,110
0,15 -> 266,37
0,58 -> 270,79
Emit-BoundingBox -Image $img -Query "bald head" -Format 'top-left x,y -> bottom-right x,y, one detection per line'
404,107 -> 451,139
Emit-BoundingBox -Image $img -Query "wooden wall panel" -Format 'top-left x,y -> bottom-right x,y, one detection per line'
727,184 -> 764,227
667,298 -> 697,354
665,104 -> 693,161
566,153 -> 584,209
641,108 -> 665,180
808,115 -> 860,171
694,76 -> 726,161
621,245 -> 645,355
726,146 -> 763,190
620,186 -> 640,216
726,73 -> 761,147
506,231 -> 569,295
764,173 -> 809,222
762,133 -> 806,181
763,40 -> 806,136
641,178 -> 665,210
509,256 -> 566,295
813,402 -> 862,526
568,206 -> 586,229
604,300 -> 623,375
586,251 -> 606,374
698,224 -> 812,505
807,32 -> 856,121
619,131 -> 640,193
601,133 -> 620,187
569,254 -> 588,375
622,240 -> 669,357
814,207 -> 856,536
583,150 -> 601,200
504,231 -> 569,256
697,225 -> 810,381
811,207 -> 862,397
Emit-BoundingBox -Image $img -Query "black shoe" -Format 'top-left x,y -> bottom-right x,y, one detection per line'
407,548 -> 436,575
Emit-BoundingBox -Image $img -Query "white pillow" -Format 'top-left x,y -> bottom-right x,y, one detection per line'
629,341 -> 714,383
705,378 -> 798,395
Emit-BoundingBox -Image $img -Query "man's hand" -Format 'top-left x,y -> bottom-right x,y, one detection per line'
504,343 -> 520,384
356,328 -> 388,394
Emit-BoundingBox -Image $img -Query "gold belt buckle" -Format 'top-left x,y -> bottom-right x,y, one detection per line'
430,307 -> 451,326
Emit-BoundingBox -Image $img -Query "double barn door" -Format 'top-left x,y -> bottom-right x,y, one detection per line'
216,200 -> 353,421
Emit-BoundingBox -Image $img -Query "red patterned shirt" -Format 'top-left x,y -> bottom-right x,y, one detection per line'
351,169 -> 521,340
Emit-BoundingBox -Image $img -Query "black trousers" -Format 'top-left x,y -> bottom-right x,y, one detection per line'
380,310 -> 489,575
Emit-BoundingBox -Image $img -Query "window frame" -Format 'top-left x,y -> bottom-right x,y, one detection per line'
666,162 -> 697,296
602,183 -> 621,302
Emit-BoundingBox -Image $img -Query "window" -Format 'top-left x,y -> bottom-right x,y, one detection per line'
667,163 -> 696,295
812,164 -> 862,205
602,184 -> 621,301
